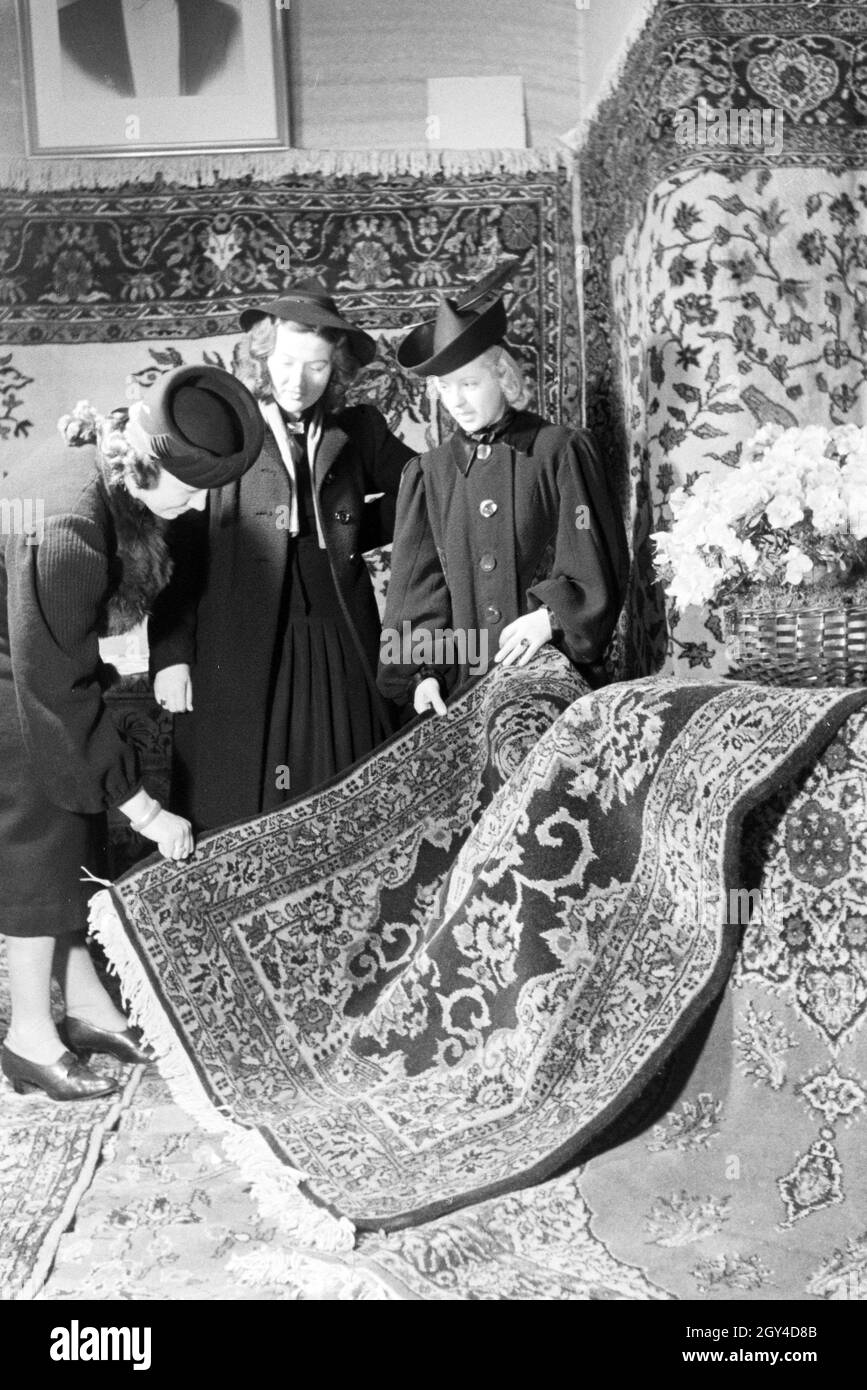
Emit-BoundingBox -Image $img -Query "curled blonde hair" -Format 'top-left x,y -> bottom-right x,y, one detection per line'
232,316 -> 363,412
429,345 -> 530,411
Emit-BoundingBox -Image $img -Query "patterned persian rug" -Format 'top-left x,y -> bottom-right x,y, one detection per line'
361,707 -> 867,1299
578,0 -> 867,678
0,941 -> 143,1301
0,157 -> 579,476
90,650 -> 867,1243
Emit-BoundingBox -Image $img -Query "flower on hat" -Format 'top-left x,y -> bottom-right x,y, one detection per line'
57,398 -> 148,474
57,400 -> 102,446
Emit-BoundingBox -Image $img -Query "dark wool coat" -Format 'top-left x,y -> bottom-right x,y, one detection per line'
377,411 -> 629,703
0,443 -> 172,938
148,403 -> 414,831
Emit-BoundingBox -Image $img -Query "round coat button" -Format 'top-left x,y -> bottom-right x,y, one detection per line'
480,553 -> 497,572
479,499 -> 497,518
484,604 -> 501,623
476,443 -> 492,460
334,510 -> 352,524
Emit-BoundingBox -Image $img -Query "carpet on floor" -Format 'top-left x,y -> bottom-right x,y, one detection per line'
0,942 -> 143,1301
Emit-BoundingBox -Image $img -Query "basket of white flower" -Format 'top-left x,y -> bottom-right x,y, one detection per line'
652,423 -> 867,687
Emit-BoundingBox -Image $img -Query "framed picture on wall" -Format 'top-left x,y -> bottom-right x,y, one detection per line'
16,0 -> 290,156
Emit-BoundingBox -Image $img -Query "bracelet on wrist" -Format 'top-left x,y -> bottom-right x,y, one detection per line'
129,800 -> 162,834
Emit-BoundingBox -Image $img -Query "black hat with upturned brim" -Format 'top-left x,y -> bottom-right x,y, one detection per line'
239,277 -> 378,366
396,259 -> 520,377
128,365 -> 264,488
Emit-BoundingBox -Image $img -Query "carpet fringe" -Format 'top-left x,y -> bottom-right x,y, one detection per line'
225,1246 -> 397,1300
0,145 -> 569,191
88,889 -> 355,1255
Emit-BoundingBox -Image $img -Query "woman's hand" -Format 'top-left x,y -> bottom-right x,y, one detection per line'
494,609 -> 552,668
140,810 -> 195,862
154,664 -> 193,713
414,676 -> 448,717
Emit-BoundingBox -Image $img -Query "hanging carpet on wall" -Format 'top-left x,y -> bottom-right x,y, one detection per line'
578,0 -> 867,680
0,153 -> 580,479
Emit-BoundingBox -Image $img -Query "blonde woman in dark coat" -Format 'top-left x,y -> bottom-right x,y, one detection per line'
378,279 -> 629,710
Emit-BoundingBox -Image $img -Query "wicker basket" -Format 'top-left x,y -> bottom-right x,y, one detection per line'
723,602 -> 867,687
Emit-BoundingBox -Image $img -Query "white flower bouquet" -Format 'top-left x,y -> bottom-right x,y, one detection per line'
652,423 -> 867,612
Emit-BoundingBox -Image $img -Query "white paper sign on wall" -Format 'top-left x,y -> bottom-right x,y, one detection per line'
425,76 -> 526,149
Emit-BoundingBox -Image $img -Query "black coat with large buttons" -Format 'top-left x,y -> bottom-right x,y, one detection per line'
149,403 -> 413,828
377,411 -> 628,702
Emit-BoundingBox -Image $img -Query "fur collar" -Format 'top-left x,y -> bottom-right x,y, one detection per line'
97,462 -> 174,636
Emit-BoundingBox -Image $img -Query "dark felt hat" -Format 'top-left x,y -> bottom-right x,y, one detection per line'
396,260 -> 520,377
130,365 -> 264,488
239,277 -> 377,366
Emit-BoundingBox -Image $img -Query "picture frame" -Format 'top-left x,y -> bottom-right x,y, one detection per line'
16,0 -> 290,157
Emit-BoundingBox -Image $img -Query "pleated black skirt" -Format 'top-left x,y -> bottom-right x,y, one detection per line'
260,531 -> 390,809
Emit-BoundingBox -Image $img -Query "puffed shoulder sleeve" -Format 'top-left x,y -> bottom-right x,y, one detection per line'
5,515 -> 144,813
527,431 -> 628,668
377,457 -> 453,704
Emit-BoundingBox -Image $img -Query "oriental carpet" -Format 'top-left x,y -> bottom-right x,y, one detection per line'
0,158 -> 579,477
90,652 -> 867,1244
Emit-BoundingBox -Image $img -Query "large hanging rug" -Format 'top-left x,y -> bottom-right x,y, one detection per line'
90,651 -> 867,1242
0,157 -> 578,472
578,0 -> 867,679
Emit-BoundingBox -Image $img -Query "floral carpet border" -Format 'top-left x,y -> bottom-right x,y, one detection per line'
0,168 -> 580,423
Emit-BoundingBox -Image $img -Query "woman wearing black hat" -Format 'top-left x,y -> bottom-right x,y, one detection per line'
149,279 -> 414,831
0,366 -> 263,1101
378,276 -> 629,710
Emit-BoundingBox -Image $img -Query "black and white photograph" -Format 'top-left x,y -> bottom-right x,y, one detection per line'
17,0 -> 287,153
0,0 -> 864,1344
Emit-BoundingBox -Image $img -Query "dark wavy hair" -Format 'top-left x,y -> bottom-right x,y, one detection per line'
232,317 -> 363,412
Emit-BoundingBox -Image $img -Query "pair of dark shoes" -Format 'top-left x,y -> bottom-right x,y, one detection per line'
1,1018 -> 154,1103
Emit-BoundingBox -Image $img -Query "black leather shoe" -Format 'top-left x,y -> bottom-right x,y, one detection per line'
60,1016 -> 155,1065
1,1045 -> 119,1101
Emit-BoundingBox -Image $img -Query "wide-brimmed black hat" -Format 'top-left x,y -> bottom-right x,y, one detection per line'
397,260 -> 520,377
239,277 -> 377,366
127,365 -> 264,488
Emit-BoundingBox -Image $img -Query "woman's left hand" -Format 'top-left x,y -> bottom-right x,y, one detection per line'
494,609 -> 552,668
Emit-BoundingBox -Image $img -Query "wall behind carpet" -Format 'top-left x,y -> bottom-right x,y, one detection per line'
0,0 -> 590,157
